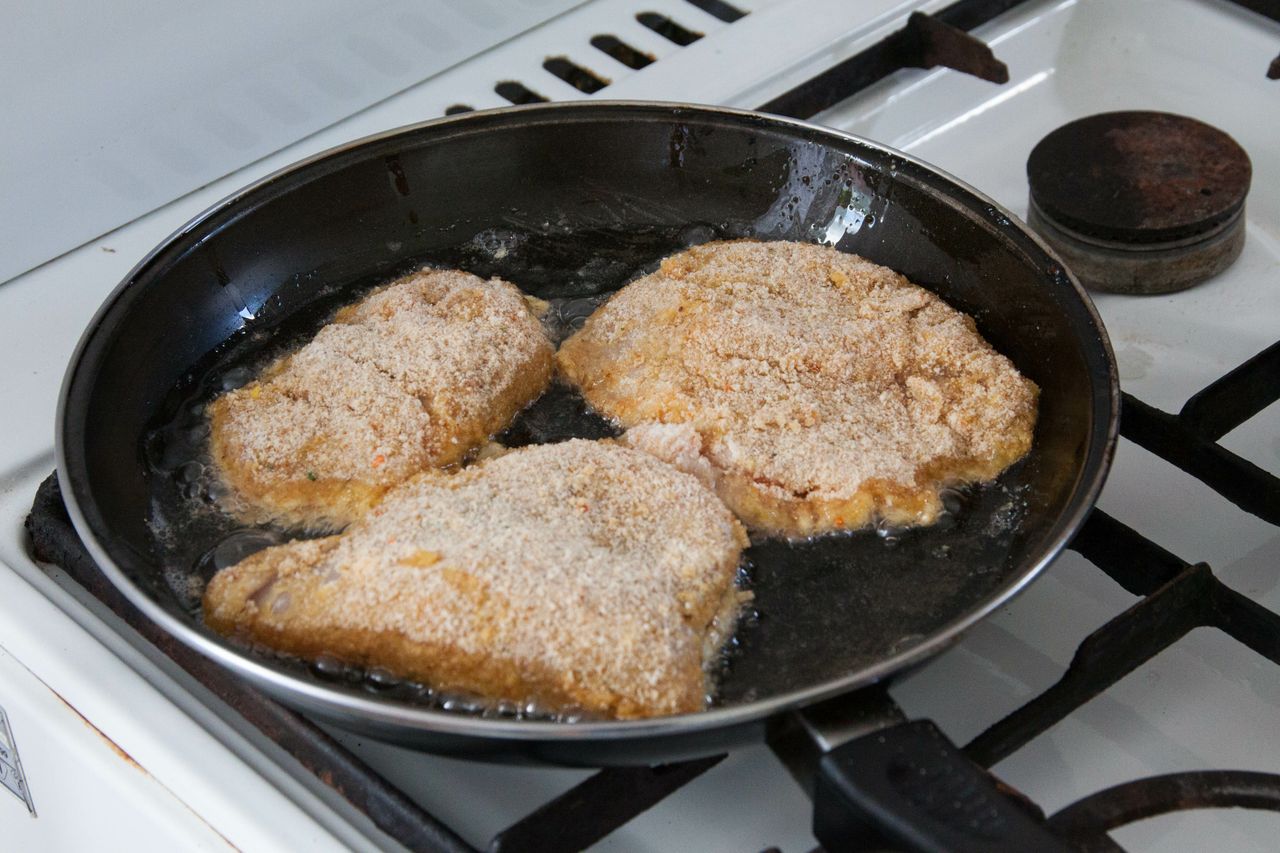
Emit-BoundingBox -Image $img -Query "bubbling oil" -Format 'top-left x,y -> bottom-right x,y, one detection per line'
140,222 -> 1022,719
296,652 -> 600,723
141,224 -> 759,716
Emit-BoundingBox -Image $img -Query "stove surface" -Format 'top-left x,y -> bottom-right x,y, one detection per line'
2,0 -> 1277,850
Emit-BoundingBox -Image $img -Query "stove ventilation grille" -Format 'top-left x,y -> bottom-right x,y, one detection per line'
445,0 -> 748,116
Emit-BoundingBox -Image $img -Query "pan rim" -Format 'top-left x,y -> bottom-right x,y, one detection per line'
56,99 -> 1119,746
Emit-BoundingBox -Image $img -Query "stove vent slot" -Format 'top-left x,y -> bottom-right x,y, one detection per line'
543,57 -> 609,94
494,81 -> 549,104
636,11 -> 703,46
442,2 -> 752,116
590,34 -> 654,70
683,0 -> 746,22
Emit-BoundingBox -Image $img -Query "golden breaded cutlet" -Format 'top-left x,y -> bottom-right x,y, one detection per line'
202,439 -> 750,719
208,268 -> 553,530
557,240 -> 1039,538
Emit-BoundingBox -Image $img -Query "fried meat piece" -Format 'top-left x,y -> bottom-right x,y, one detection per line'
203,440 -> 749,719
558,240 -> 1038,537
209,269 -> 553,529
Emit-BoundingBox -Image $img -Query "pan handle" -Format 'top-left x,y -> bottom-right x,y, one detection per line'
813,719 -> 1073,852
769,689 -> 1074,852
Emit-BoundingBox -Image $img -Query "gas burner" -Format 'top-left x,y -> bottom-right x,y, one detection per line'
1026,111 -> 1251,294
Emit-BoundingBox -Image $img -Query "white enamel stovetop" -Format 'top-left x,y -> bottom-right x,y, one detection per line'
1,1 -> 1277,850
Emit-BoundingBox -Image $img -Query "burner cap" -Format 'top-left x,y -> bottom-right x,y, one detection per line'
1027,111 -> 1251,244
1026,111 -> 1251,294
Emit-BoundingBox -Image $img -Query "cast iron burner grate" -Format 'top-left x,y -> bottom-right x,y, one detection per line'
23,0 -> 1280,849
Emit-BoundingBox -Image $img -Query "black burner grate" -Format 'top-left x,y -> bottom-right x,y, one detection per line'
22,0 -> 1280,850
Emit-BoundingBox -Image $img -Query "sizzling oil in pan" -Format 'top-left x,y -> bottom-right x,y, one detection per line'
141,224 -> 1032,719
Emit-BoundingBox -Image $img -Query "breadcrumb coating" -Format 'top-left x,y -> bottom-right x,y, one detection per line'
203,440 -> 749,719
558,240 -> 1038,537
209,268 -> 553,529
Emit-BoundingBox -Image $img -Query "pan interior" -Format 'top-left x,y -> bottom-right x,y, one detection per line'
63,105 -> 1108,730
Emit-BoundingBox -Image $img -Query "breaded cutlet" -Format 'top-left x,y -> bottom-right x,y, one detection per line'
557,240 -> 1039,538
202,439 -> 750,719
208,268 -> 553,530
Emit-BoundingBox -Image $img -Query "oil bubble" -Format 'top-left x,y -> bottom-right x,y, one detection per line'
363,667 -> 402,692
310,654 -> 348,681
176,461 -> 205,484
196,529 -> 286,576
677,223 -> 718,247
219,366 -> 254,392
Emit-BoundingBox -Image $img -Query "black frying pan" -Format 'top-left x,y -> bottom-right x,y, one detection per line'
58,102 -> 1115,850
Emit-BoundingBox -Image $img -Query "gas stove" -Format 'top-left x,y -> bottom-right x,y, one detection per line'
2,0 -> 1278,850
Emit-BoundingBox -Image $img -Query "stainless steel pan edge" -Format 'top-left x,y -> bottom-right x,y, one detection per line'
56,100 -> 1119,763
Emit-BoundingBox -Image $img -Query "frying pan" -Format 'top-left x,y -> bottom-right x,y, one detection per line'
58,102 -> 1116,850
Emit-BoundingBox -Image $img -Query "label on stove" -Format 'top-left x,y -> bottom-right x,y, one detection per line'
0,706 -> 35,816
